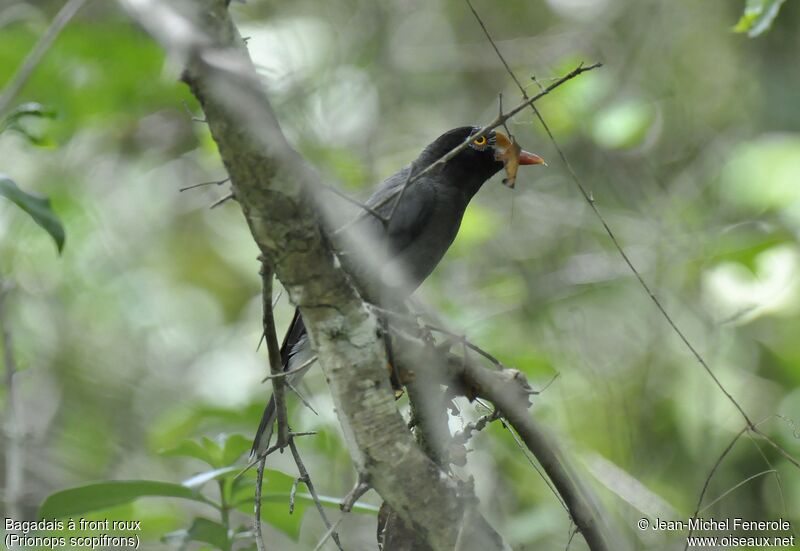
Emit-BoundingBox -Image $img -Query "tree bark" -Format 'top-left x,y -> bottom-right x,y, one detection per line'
120,1 -> 508,549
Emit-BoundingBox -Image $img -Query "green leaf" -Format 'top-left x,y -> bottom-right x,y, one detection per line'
161,439 -> 219,467
221,434 -> 252,465
1,102 -> 58,145
164,517 -> 230,550
0,102 -> 57,131
202,436 -> 224,467
182,466 -> 240,489
0,175 -> 65,253
39,480 -> 209,519
161,434 -> 252,470
733,0 -> 787,37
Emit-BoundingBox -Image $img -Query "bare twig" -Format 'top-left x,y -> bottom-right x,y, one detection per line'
288,437 -> 343,550
684,427 -> 746,549
373,62 -> 600,226
316,180 -> 385,221
261,355 -> 317,382
384,161 -> 416,226
368,305 -> 511,372
699,469 -> 776,513
289,476 -> 301,514
0,0 -> 88,117
565,524 -> 579,551
390,325 -> 612,550
450,349 -> 610,550
0,282 -> 23,520
181,99 -> 207,123
311,516 -> 344,551
341,473 -> 371,513
499,416 -> 568,513
253,455 -> 266,551
452,408 -> 500,447
289,431 -> 317,438
426,324 -> 506,370
464,0 -> 800,470
284,378 -> 318,415
210,192 -> 235,209
260,260 -> 289,449
179,177 -> 229,192
746,430 -> 796,540
332,61 -> 600,234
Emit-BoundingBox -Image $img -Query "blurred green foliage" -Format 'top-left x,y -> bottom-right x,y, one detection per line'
0,173 -> 64,252
1,0 -> 800,549
734,0 -> 788,37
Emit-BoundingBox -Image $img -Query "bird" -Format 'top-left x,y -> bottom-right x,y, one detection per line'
251,125 -> 544,456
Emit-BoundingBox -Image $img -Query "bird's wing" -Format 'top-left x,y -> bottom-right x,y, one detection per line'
280,307 -> 306,367
363,166 -> 438,255
253,167 -> 437,457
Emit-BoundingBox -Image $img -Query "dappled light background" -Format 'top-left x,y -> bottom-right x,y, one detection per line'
1,0 -> 800,549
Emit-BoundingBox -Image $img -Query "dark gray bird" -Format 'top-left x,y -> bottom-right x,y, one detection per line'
252,126 -> 544,456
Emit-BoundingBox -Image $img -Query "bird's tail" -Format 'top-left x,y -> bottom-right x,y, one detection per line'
250,394 -> 276,458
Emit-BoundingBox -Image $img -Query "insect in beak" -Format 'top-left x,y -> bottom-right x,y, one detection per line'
493,130 -> 545,188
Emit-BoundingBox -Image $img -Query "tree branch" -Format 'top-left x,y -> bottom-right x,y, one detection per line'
121,1 -> 508,548
259,260 -> 289,449
390,327 -> 615,551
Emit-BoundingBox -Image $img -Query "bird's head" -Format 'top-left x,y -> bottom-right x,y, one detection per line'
418,126 -> 545,195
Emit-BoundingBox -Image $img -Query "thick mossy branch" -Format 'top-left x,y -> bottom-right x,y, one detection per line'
123,0 -> 507,548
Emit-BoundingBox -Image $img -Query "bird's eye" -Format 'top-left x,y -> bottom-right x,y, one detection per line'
472,135 -> 487,146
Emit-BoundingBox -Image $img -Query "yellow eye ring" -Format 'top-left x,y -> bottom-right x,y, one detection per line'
473,135 -> 487,146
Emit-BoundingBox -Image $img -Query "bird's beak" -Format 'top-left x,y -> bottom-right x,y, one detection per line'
518,150 -> 546,166
493,130 -> 545,188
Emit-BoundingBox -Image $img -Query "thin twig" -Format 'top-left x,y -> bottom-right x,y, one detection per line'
0,282 -> 23,520
684,427 -> 746,549
260,259 -> 290,448
746,430 -> 796,540
500,417 -> 568,514
311,516 -> 344,551
289,475 -> 302,514
288,437 -> 343,550
565,524 -> 579,551
210,192 -> 235,209
384,161 -> 416,226
337,62 -> 600,232
368,305 -> 511,371
428,324 -> 506,369
458,360 -> 609,550
181,99 -> 207,123
464,0 -> 800,469
254,455 -> 267,551
179,177 -> 229,192
699,469 -> 776,513
775,414 -> 800,439
452,408 -> 500,446
289,430 -> 317,438
262,355 -> 317,382
0,0 -> 88,117
317,180 -> 385,221
284,379 -> 318,415
237,432 -> 318,479
341,474 -> 371,513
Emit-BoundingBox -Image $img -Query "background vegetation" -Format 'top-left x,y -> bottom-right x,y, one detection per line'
1,0 -> 799,549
